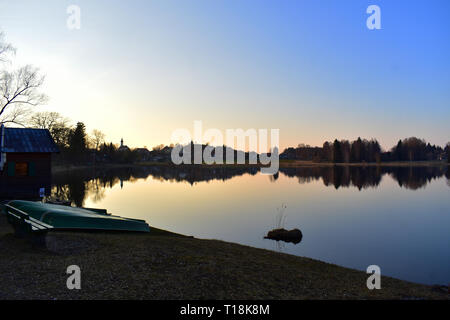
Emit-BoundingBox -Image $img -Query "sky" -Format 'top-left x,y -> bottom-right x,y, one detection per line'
0,0 -> 449,151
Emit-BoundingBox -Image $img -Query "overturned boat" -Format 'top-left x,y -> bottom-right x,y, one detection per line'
5,200 -> 150,236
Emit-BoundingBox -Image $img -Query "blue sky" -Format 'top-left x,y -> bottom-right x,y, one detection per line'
0,0 -> 449,149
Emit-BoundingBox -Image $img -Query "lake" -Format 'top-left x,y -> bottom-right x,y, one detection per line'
51,165 -> 450,285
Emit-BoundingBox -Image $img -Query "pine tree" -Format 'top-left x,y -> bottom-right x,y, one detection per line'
333,139 -> 342,163
69,122 -> 87,160
446,143 -> 450,163
394,140 -> 403,161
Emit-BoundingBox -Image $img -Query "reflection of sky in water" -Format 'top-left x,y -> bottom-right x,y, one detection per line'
75,171 -> 450,285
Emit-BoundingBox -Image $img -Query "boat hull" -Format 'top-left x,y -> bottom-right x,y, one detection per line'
6,200 -> 150,233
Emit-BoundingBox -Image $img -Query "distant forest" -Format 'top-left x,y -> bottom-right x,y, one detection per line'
281,137 -> 450,163
25,112 -> 450,165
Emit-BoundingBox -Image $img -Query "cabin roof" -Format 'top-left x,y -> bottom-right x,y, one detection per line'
1,127 -> 59,153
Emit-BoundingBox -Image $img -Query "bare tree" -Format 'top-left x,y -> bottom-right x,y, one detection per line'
29,111 -> 71,147
0,31 -> 15,64
153,144 -> 165,151
91,129 -> 105,151
29,111 -> 68,130
0,31 -> 47,126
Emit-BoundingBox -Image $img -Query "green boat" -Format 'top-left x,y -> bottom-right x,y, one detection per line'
5,200 -> 150,233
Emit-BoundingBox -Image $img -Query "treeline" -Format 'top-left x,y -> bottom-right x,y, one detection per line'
389,138 -> 447,162
29,111 -> 450,165
57,122 -> 139,165
28,112 -> 139,165
281,137 -> 450,163
173,141 -> 263,164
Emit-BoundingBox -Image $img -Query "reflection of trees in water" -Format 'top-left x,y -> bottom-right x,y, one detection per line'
386,166 -> 448,190
446,168 -> 450,187
280,165 -> 446,190
51,165 -> 449,205
86,179 -> 106,203
51,166 -> 259,206
52,169 -> 122,207
51,179 -> 86,207
280,166 -> 383,190
269,172 -> 279,182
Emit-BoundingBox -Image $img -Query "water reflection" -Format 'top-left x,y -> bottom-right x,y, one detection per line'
49,164 -> 450,285
51,165 -> 449,206
51,166 -> 260,206
281,165 -> 448,190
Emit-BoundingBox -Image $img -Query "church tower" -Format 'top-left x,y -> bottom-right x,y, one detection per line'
118,138 -> 130,152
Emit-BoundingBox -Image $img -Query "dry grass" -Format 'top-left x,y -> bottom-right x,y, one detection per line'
0,214 -> 447,300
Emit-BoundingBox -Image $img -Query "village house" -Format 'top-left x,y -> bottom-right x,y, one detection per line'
0,125 -> 59,199
148,146 -> 173,162
135,147 -> 151,161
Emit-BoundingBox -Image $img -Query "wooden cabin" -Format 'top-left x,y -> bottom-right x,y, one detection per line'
0,125 -> 59,200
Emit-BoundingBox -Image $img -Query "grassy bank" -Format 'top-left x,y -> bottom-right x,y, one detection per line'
0,213 -> 447,300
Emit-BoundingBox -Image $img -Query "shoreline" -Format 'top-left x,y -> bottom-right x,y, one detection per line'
278,160 -> 449,167
42,162 -> 449,299
0,211 -> 448,299
52,160 -> 449,174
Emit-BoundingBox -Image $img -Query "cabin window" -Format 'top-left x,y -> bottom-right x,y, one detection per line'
28,162 -> 36,176
15,162 -> 29,177
7,162 -> 15,176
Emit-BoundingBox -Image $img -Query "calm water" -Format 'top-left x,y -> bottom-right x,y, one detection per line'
51,165 -> 450,285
